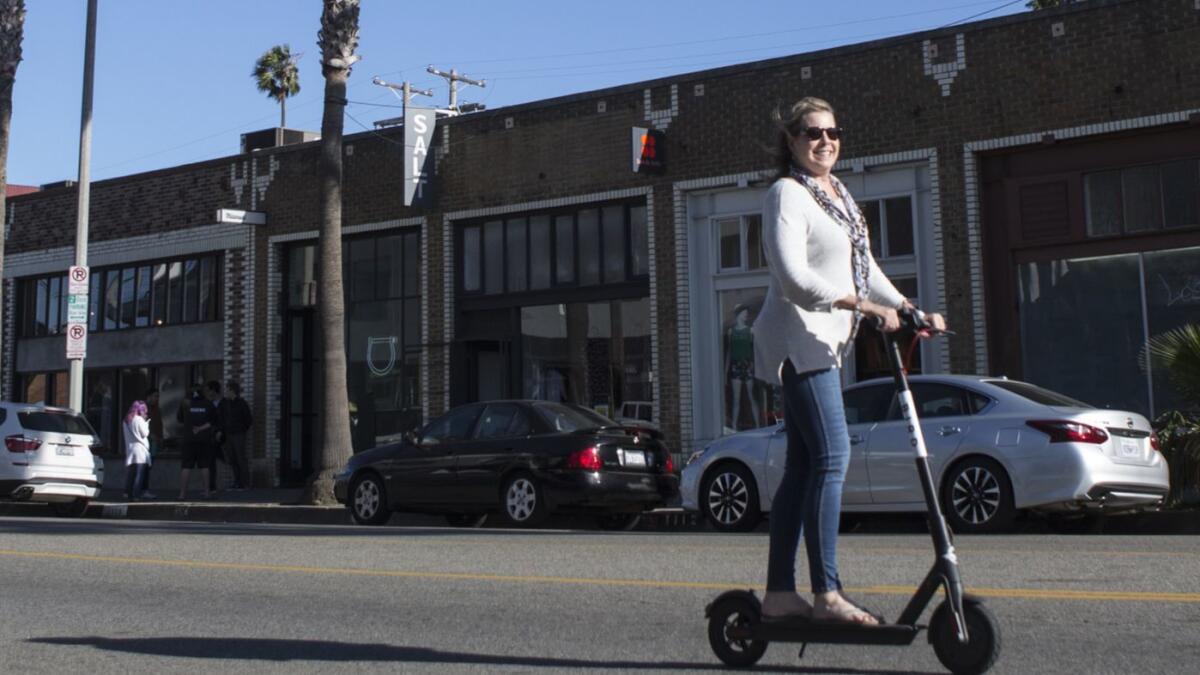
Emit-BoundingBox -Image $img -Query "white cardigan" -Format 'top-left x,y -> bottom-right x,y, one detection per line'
753,178 -> 906,384
123,416 -> 151,466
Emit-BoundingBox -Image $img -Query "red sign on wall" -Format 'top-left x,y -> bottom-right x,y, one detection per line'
632,127 -> 665,174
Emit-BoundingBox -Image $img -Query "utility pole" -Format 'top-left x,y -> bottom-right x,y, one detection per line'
425,65 -> 484,111
371,76 -> 432,109
68,0 -> 97,413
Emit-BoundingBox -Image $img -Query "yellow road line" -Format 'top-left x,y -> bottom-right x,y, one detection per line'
2,548 -> 1198,603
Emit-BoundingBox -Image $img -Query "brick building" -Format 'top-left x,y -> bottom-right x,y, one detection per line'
4,0 -> 1199,488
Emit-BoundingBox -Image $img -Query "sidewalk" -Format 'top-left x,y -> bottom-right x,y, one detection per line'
0,488 -> 705,531
0,488 -> 1194,534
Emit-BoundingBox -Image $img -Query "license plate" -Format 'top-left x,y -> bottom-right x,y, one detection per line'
1119,439 -> 1141,458
56,446 -> 75,456
618,448 -> 646,468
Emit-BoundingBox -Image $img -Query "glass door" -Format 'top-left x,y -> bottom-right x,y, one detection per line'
467,340 -> 511,402
283,309 -> 319,485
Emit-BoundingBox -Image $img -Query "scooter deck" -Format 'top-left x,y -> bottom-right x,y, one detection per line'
737,618 -> 922,646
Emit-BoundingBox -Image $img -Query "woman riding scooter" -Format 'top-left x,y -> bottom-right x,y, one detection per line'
753,96 -> 946,624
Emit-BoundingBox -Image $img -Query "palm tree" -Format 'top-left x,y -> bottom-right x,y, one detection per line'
1144,324 -> 1200,503
303,0 -> 359,505
252,44 -> 300,128
1145,324 -> 1200,409
0,0 -> 26,376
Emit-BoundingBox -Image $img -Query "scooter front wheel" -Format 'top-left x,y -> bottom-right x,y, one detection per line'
929,598 -> 1001,674
707,596 -> 768,667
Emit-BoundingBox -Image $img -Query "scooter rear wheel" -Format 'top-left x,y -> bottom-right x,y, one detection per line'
707,597 -> 768,667
929,598 -> 1001,674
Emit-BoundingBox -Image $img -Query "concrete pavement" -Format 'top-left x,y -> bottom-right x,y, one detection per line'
1,517 -> 1197,673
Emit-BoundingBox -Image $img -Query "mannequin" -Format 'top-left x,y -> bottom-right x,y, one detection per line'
725,307 -> 760,429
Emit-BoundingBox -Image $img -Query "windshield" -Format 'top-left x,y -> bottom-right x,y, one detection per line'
985,380 -> 1093,408
18,410 -> 98,436
533,402 -> 613,432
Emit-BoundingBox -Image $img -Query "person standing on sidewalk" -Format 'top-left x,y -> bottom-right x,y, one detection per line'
122,401 -> 151,501
140,387 -> 163,500
177,384 -> 218,500
219,380 -> 253,490
204,381 -> 225,494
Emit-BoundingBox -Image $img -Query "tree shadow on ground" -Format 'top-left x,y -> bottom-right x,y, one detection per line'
29,636 -> 940,674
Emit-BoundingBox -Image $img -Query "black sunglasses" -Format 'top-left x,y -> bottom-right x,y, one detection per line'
798,126 -> 843,141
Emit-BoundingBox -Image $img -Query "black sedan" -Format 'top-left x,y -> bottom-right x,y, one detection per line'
334,400 -> 678,528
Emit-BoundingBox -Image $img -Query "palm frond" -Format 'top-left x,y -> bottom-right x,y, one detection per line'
317,0 -> 361,71
1145,324 -> 1200,404
252,44 -> 301,101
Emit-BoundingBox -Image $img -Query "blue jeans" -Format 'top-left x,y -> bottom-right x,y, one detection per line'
124,463 -> 148,500
766,362 -> 851,594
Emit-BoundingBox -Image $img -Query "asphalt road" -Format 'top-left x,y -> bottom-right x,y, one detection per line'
0,517 -> 1196,674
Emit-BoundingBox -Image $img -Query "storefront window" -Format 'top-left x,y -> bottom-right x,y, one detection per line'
286,246 -> 316,307
1018,254 -> 1147,413
860,196 -> 915,259
461,201 -> 647,296
716,215 -> 765,273
23,374 -> 47,405
520,299 -> 651,418
285,229 -> 426,453
1085,159 -> 1200,236
75,363 -> 220,453
1145,247 -> 1200,415
19,372 -> 70,407
18,255 -> 220,338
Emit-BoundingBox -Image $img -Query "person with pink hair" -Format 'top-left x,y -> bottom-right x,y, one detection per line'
123,400 -> 152,501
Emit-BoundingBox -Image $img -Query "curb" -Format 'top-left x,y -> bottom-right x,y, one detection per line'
1,500 -> 1195,534
0,500 -> 702,531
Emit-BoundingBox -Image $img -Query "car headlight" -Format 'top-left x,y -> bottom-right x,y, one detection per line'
685,449 -> 707,467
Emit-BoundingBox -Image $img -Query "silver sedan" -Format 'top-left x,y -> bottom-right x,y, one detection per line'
681,375 -> 1170,533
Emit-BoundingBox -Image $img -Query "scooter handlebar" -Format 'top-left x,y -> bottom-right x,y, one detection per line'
868,306 -> 953,336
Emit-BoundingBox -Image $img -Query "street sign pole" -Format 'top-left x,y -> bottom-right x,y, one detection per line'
69,0 -> 98,413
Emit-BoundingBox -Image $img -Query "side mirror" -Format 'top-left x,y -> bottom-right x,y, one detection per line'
403,430 -> 420,446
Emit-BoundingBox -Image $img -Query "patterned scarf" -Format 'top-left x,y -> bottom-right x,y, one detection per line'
789,166 -> 872,347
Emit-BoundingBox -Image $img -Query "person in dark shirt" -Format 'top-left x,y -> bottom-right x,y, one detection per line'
177,384 -> 218,500
204,381 -> 223,493
218,380 -> 253,490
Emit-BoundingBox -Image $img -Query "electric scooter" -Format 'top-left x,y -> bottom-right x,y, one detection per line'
705,308 -> 1001,674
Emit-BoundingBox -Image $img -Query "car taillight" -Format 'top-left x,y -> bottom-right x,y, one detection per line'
565,446 -> 602,471
5,435 -> 42,453
1026,420 -> 1109,444
664,452 -> 674,474
1150,432 -> 1160,452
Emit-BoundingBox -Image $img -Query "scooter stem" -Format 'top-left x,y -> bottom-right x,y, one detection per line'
883,316 -> 970,642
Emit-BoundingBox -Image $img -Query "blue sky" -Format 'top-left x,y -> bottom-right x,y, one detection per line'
9,0 -> 1027,186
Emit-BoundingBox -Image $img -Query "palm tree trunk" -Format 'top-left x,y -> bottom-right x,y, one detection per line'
280,96 -> 286,129
0,0 -> 26,386
0,79 -> 12,383
303,59 -> 353,505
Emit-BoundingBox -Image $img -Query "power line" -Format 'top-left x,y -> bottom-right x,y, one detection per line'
938,0 -> 1026,28
403,0 -> 1011,69
91,1 -> 1024,177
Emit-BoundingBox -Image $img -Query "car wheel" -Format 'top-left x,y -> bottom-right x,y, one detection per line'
445,513 -> 488,528
498,473 -> 548,527
941,457 -> 1015,534
701,463 -> 761,533
349,473 -> 391,526
50,499 -> 89,518
596,513 -> 642,531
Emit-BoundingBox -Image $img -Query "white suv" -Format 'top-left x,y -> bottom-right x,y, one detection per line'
0,402 -> 102,517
